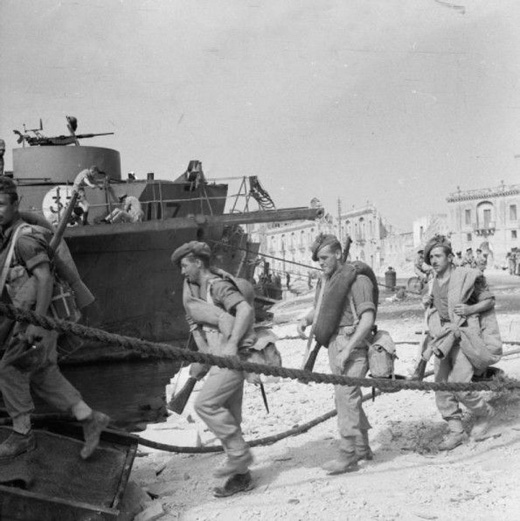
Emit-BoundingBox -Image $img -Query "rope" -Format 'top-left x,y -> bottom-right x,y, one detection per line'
207,239 -> 422,295
1,302 -> 519,393
0,385 -> 394,453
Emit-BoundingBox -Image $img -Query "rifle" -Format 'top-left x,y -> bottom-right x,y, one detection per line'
301,235 -> 353,372
410,282 -> 434,381
167,333 -> 207,415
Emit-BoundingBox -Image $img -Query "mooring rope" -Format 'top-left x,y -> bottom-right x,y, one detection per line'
0,302 -> 518,393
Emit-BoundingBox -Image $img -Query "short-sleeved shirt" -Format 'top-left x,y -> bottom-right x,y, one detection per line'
206,277 -> 256,349
0,220 -> 51,274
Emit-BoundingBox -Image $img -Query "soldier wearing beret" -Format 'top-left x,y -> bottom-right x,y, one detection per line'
297,234 -> 377,474
422,236 -> 499,450
171,241 -> 255,497
0,177 -> 109,462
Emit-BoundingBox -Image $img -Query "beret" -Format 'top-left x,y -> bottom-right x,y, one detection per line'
310,233 -> 341,262
423,235 -> 453,265
171,241 -> 211,265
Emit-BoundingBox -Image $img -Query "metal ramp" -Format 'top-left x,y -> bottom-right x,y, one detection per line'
0,424 -> 137,520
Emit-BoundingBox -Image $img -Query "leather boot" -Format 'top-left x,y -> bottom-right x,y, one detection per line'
322,450 -> 359,475
213,471 -> 254,498
213,449 -> 254,479
80,411 -> 110,459
439,419 -> 466,451
355,429 -> 373,461
471,406 -> 497,441
0,431 -> 37,462
214,433 -> 253,478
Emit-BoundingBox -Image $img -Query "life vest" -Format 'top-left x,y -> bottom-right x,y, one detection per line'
313,261 -> 379,347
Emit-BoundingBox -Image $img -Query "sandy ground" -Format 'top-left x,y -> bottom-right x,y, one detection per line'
129,283 -> 520,521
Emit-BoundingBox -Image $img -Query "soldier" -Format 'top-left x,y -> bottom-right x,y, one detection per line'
453,251 -> 463,267
0,139 -> 5,177
171,241 -> 255,497
461,247 -> 475,268
414,249 -> 433,282
422,236 -> 499,450
103,194 -> 144,224
0,177 -> 109,462
297,234 -> 377,474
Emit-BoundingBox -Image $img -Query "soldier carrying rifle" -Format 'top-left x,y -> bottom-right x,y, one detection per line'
297,234 -> 379,474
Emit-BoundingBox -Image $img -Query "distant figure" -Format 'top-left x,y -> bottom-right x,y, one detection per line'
71,188 -> 90,226
507,252 -> 516,275
285,272 -> 291,289
461,248 -> 475,268
414,249 -> 433,282
104,194 -> 144,224
0,139 -> 5,176
453,251 -> 463,267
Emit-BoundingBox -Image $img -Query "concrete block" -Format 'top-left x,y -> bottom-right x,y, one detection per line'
133,502 -> 165,521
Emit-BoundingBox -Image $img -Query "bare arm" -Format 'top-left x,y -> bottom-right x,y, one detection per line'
26,262 -> 53,342
453,298 -> 494,317
297,309 -> 315,339
224,300 -> 254,351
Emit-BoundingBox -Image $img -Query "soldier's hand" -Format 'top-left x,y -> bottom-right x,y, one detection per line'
453,303 -> 470,317
189,363 -> 209,380
24,325 -> 45,345
336,347 -> 352,371
297,318 -> 308,339
422,294 -> 433,308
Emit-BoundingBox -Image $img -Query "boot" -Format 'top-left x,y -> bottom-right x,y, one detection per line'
213,471 -> 254,498
355,429 -> 373,461
438,419 -> 466,451
322,451 -> 359,475
80,411 -> 110,459
0,431 -> 36,462
471,406 -> 497,441
213,449 -> 254,479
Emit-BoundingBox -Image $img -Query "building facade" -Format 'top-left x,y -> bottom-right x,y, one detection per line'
337,204 -> 388,270
447,183 -> 520,267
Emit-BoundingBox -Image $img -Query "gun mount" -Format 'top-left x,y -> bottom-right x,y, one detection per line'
13,116 -> 114,147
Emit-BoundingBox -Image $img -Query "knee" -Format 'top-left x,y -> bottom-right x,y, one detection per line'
194,393 -> 213,418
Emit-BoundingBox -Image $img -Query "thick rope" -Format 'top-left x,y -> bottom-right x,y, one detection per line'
1,302 -> 518,393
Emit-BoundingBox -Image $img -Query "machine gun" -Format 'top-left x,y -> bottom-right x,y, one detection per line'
13,116 -> 114,147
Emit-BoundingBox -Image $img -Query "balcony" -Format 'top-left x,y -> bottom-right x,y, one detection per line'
472,221 -> 496,237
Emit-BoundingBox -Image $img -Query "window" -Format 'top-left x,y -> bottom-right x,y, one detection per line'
483,209 -> 491,227
465,209 -> 471,226
466,233 -> 472,242
510,205 -> 518,221
513,230 -> 518,239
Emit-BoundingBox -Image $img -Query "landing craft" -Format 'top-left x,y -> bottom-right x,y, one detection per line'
5,118 -> 323,362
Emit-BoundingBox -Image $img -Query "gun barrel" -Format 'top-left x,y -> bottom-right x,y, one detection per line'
76,133 -> 115,139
